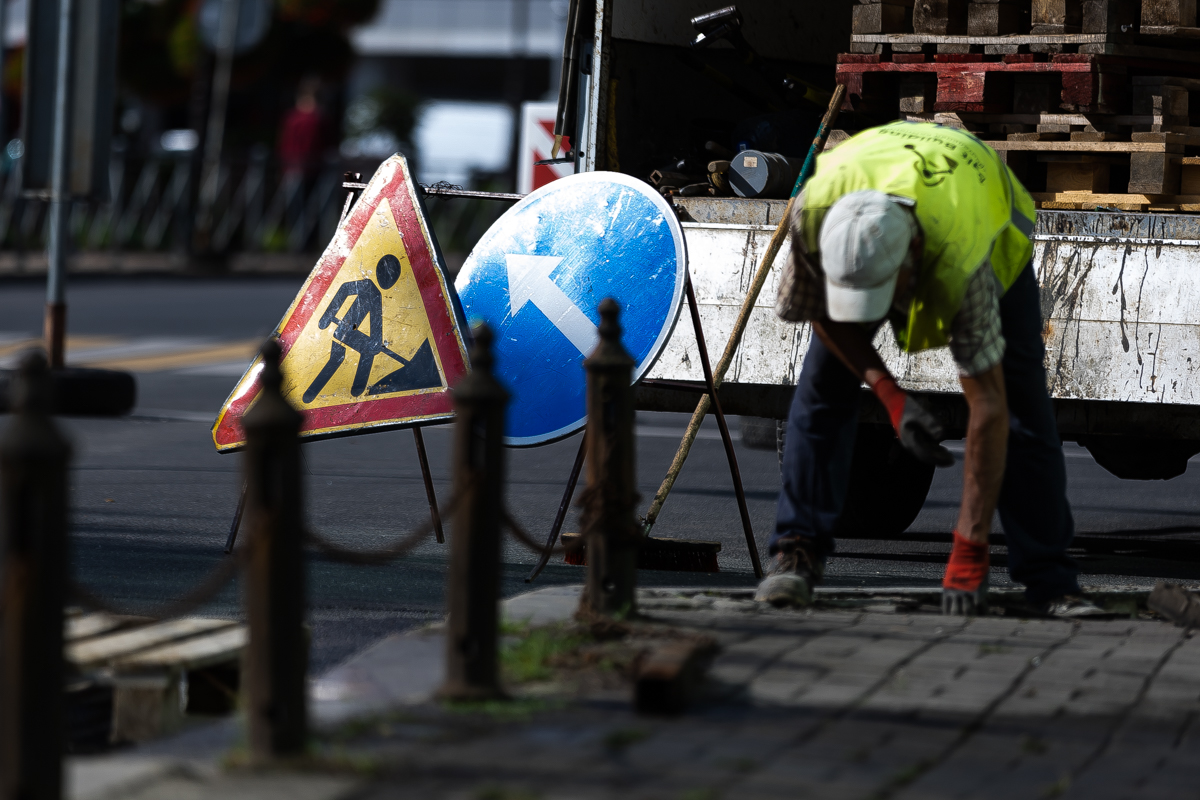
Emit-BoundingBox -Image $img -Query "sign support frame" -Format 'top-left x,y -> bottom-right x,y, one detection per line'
524,269 -> 762,581
223,174 -> 449,553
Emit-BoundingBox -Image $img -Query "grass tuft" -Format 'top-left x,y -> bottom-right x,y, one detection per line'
501,623 -> 587,684
442,697 -> 560,720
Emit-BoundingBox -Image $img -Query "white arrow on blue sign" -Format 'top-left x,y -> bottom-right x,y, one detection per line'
455,171 -> 687,446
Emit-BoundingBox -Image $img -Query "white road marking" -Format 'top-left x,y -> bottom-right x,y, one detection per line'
129,409 -> 216,423
172,360 -> 255,377
0,336 -> 217,368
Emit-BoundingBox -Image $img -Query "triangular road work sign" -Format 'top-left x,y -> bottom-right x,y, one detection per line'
212,156 -> 470,452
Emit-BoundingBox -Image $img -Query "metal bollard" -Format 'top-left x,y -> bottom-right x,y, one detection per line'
241,339 -> 307,759
0,352 -> 70,800
439,324 -> 509,701
578,299 -> 640,618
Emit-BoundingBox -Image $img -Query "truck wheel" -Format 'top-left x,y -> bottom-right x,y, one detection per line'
775,423 -> 935,537
1078,436 -> 1200,481
835,426 -> 935,537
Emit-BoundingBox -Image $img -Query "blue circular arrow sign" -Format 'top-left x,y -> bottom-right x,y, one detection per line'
455,171 -> 687,446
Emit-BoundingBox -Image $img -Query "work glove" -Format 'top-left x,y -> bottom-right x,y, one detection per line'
871,375 -> 955,467
942,530 -> 989,616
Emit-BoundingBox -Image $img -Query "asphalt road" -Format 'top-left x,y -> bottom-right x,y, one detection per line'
2,276 -> 1199,674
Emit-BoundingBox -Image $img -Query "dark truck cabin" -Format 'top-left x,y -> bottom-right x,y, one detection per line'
570,0 -> 855,185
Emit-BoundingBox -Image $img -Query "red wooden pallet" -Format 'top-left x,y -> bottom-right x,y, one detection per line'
836,52 -> 1200,114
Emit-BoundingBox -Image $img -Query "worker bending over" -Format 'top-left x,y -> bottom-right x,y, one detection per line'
758,121 -> 1101,617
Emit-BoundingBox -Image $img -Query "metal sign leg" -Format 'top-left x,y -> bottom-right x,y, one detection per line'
685,274 -> 764,578
413,427 -> 446,544
224,480 -> 247,554
525,433 -> 587,583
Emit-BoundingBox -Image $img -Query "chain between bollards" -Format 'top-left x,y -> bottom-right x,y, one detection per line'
438,324 -> 510,701
1,352 -> 71,800
577,299 -> 641,619
241,339 -> 308,760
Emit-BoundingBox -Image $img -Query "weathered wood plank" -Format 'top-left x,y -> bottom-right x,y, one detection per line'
1131,130 -> 1200,144
855,2 -> 913,33
111,674 -> 181,744
67,618 -> 236,669
1129,152 -> 1183,192
850,32 -> 1200,59
115,626 -> 247,672
1182,158 -> 1200,193
938,69 -> 988,103
1030,190 -> 1200,208
851,31 -> 1108,41
1141,24 -> 1200,34
1141,0 -> 1197,28
914,0 -> 969,33
985,139 -> 1175,149
1082,0 -> 1140,33
970,1 -> 1030,34
1033,0 -> 1083,32
67,613 -> 133,642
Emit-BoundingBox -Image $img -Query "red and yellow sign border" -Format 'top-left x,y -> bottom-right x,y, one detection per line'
211,156 -> 470,452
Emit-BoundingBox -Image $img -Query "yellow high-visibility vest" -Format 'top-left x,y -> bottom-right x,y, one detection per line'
801,121 -> 1036,352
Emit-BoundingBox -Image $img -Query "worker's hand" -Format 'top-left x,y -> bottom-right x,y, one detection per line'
897,396 -> 955,467
942,530 -> 989,616
317,314 -> 337,330
872,376 -> 955,467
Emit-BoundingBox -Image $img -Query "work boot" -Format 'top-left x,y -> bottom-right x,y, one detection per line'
1041,594 -> 1108,618
942,531 -> 989,616
754,537 -> 824,607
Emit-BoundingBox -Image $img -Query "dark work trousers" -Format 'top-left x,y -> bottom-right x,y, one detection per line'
772,263 -> 1081,604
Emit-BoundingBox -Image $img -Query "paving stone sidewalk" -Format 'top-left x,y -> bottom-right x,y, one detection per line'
74,585 -> 1200,800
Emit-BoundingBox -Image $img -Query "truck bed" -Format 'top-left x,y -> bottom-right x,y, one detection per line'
639,198 -> 1200,442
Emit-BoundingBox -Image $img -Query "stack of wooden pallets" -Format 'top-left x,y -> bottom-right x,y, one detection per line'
840,0 -> 1200,211
65,610 -> 246,748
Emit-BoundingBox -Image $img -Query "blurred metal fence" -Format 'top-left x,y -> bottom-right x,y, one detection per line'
0,146 -> 344,255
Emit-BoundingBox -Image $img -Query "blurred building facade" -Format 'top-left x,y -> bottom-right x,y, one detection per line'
345,0 -> 568,187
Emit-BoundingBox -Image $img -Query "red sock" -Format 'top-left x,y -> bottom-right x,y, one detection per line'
871,375 -> 906,432
943,531 -> 989,592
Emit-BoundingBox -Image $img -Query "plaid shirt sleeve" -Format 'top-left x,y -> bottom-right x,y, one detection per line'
775,191 -> 828,322
948,261 -> 1006,377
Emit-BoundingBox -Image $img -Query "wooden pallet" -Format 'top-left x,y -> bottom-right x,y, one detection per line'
837,52 -> 1200,118
851,32 -> 1200,59
66,611 -> 246,745
851,0 -> 1200,56
1030,190 -> 1200,209
990,142 -> 1200,196
893,110 -> 1199,145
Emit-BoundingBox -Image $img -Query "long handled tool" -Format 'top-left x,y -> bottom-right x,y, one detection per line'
641,83 -> 848,541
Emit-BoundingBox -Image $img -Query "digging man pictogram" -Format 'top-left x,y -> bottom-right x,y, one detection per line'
302,253 -> 442,404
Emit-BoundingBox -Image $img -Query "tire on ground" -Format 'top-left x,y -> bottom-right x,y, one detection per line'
775,422 -> 935,537
0,367 -> 136,416
1078,435 -> 1200,481
835,425 -> 936,537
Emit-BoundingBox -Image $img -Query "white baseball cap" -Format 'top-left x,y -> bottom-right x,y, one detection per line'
819,190 -> 916,322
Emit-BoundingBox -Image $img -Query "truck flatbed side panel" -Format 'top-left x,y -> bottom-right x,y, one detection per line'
649,200 -> 1200,413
